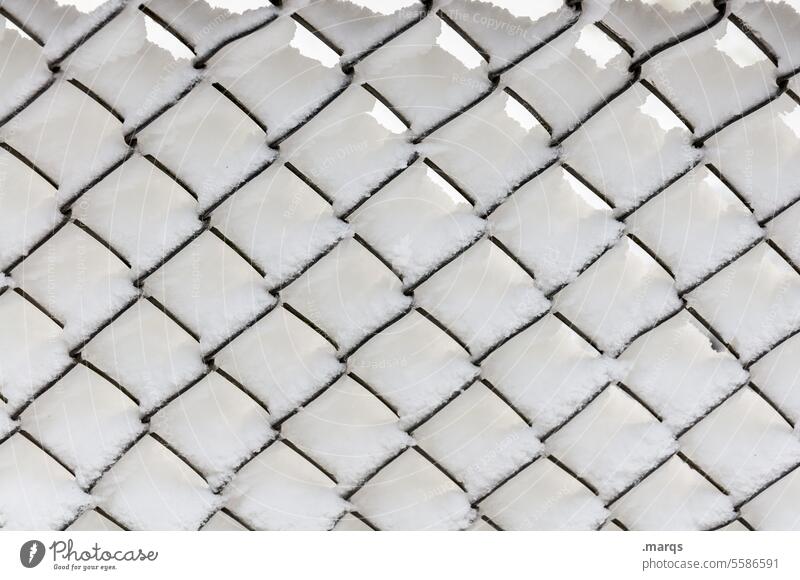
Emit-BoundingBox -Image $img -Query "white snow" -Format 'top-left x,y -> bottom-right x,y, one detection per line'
62,4 -> 200,132
642,20 -> 776,136
135,82 -> 275,211
0,433 -> 89,530
686,242 -> 800,362
348,160 -> 485,284
546,385 -> 679,500
601,0 -> 719,57
224,441 -> 348,530
618,310 -> 748,431
281,375 -> 411,488
347,310 -> 479,426
281,238 -> 411,353
282,86 -> 415,215
420,90 -> 556,212
414,238 -> 551,358
563,83 -> 701,212
626,166 -> 764,290
296,0 -> 424,62
554,237 -> 682,355
706,93 -> 800,220
610,455 -> 735,530
80,299 -> 206,415
10,223 -> 137,345
481,314 -> 622,436
208,17 -> 348,140
211,163 -> 349,289
356,16 -> 491,134
741,464 -> 800,530
479,457 -> 608,530
1,80 -> 129,204
439,0 -> 576,71
67,509 -> 123,531
140,0 -> 278,61
413,381 -> 542,498
71,154 -> 201,276
734,0 -> 800,75
214,306 -> 344,419
0,291 -> 71,411
489,165 -> 623,293
0,22 -> 51,123
749,333 -> 800,425
143,230 -> 275,352
503,23 -> 631,137
93,435 -> 219,530
0,148 -> 61,271
680,387 -> 800,503
200,510 -> 247,531
20,364 -> 145,488
350,448 -> 474,530
150,371 -> 273,490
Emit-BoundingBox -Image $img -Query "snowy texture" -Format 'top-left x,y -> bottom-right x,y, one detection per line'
349,161 -> 485,285
420,89 -> 556,212
348,310 -> 479,425
281,238 -> 412,353
0,434 -> 90,530
489,165 -> 623,293
225,441 -> 348,530
282,376 -> 411,488
626,166 -> 763,290
563,83 -> 702,212
415,238 -> 550,358
482,314 -> 621,436
81,300 -> 206,414
143,230 -> 275,352
150,371 -> 274,489
503,22 -> 632,137
350,449 -> 475,530
619,310 -> 748,431
479,458 -> 608,530
686,242 -> 800,362
4,0 -> 800,531
21,364 -> 145,488
680,387 -> 800,503
554,237 -> 682,355
215,306 -> 344,419
211,164 -> 349,288
610,456 -> 735,530
414,382 -> 543,498
93,435 -> 219,530
546,386 -> 679,500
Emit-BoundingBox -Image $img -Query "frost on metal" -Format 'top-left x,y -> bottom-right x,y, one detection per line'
1,0 -> 800,532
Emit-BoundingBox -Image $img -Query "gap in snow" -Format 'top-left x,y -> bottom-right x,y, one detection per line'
291,22 -> 340,68
345,0 -> 419,16
2,17 -> 33,41
562,167 -> 612,210
54,0 -> 107,11
205,0 -> 268,13
715,20 -> 768,68
639,0 -> 701,11
576,25 -> 623,69
503,92 -> 538,132
368,99 -> 407,134
144,16 -> 193,59
639,93 -> 685,132
482,0 -> 563,20
426,166 -> 470,205
436,20 -> 484,69
780,104 -> 800,139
